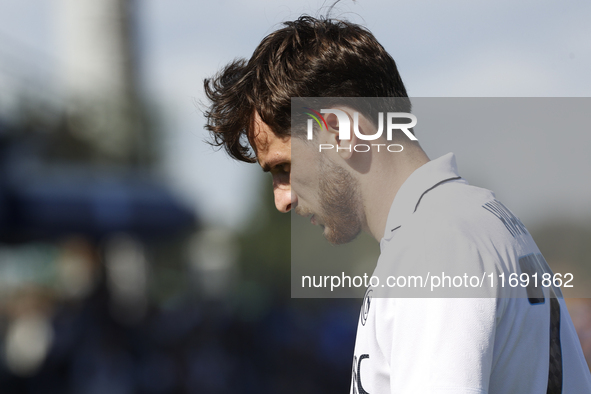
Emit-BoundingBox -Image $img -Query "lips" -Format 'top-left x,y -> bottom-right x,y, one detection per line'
296,207 -> 315,224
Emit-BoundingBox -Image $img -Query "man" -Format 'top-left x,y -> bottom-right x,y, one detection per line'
204,15 -> 591,393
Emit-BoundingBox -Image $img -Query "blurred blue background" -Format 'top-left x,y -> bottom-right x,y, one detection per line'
0,0 -> 590,393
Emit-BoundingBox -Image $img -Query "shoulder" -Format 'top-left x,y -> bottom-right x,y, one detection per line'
376,180 -> 528,297
411,180 -> 524,244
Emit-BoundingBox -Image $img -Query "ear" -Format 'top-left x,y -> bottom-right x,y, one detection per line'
323,109 -> 359,161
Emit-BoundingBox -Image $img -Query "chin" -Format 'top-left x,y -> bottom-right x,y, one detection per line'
323,225 -> 362,246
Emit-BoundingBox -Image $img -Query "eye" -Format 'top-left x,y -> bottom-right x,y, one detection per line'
271,163 -> 290,174
270,163 -> 291,186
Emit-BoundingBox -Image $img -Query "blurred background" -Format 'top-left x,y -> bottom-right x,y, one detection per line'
0,0 -> 589,393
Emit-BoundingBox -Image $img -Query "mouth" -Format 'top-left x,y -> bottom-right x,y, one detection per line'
296,207 -> 316,224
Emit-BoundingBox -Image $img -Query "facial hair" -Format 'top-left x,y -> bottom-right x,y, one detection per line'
317,156 -> 363,245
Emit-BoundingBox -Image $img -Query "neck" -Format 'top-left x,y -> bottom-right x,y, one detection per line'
360,143 -> 429,242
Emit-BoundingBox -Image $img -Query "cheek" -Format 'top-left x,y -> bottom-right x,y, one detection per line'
292,140 -> 319,183
291,159 -> 319,189
291,176 -> 319,208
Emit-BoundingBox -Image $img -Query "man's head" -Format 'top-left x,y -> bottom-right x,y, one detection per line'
204,16 -> 413,243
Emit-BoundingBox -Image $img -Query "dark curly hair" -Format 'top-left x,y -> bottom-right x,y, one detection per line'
203,15 -> 409,163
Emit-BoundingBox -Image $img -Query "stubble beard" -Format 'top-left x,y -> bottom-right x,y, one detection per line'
317,157 -> 363,245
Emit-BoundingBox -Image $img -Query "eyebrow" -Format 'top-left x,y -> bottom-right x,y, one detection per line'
259,159 -> 284,173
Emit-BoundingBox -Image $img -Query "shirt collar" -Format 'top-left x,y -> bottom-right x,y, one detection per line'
381,152 -> 462,241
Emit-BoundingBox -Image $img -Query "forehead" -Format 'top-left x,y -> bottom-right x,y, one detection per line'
251,112 -> 272,150
251,112 -> 291,170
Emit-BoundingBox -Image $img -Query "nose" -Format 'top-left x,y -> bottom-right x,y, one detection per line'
273,185 -> 296,213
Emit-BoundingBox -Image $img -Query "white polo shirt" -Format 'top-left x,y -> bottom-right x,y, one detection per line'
350,153 -> 591,393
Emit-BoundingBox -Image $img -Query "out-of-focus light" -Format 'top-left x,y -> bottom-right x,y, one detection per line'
104,233 -> 148,324
188,227 -> 238,299
4,313 -> 53,376
56,236 -> 98,300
